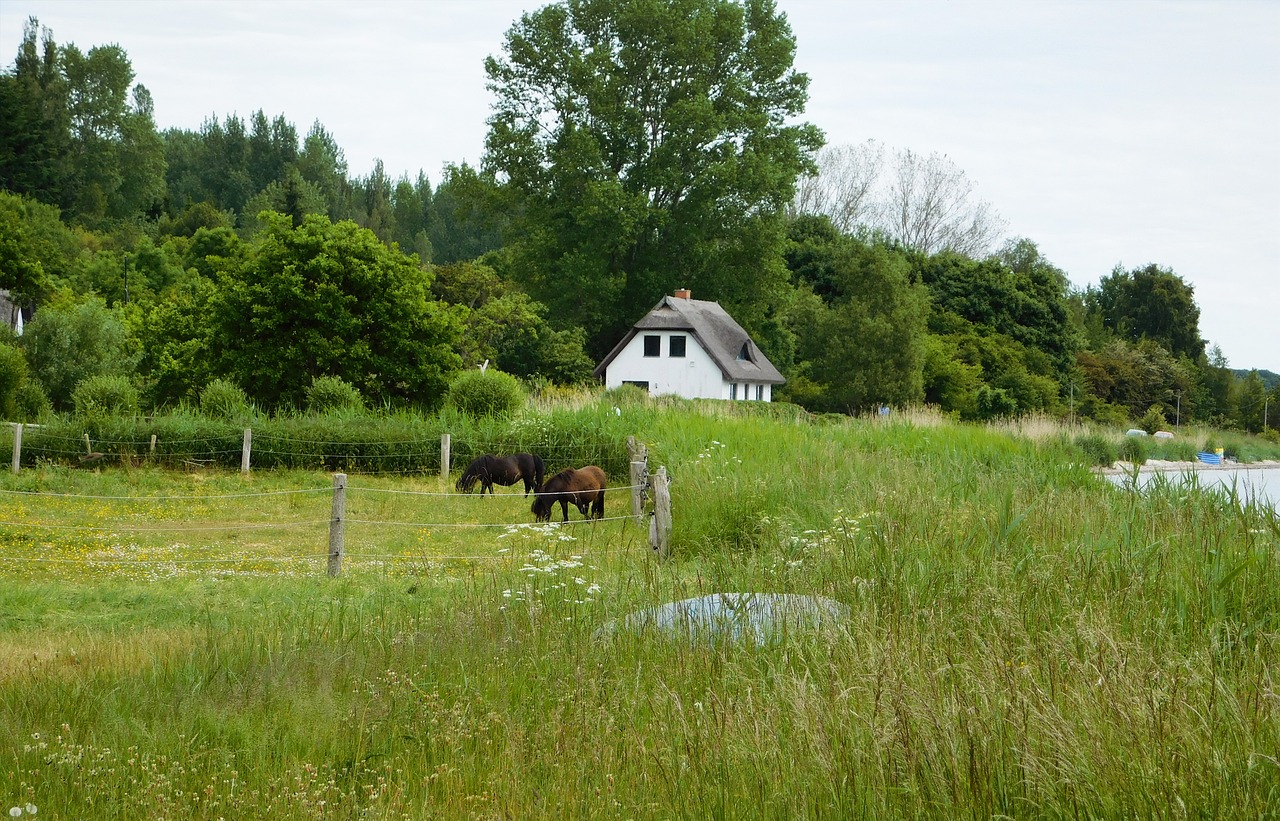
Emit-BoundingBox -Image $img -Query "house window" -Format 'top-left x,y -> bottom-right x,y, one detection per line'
755,384 -> 764,401
669,335 -> 686,357
730,383 -> 738,400
623,380 -> 650,392
643,335 -> 660,357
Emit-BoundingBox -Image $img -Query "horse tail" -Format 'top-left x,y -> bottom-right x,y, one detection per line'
533,454 -> 545,490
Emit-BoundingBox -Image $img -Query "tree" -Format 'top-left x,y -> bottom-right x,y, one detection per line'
1235,370 -> 1267,433
0,190 -> 78,306
432,261 -> 595,383
790,140 -> 884,233
883,149 -> 1005,257
18,295 -> 139,410
427,163 -> 506,264
1,18 -> 164,224
782,217 -> 928,412
1089,263 -> 1205,361
296,121 -> 352,221
0,18 -> 72,207
207,213 -> 462,408
484,0 -> 823,358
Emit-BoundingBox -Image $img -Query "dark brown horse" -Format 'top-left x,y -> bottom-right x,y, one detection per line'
531,465 -> 607,522
456,453 -> 545,496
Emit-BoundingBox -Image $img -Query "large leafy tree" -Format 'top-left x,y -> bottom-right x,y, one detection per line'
782,216 -> 928,412
1088,263 -> 1205,361
207,213 -> 462,408
1,18 -> 164,224
432,261 -> 595,383
484,0 -> 822,358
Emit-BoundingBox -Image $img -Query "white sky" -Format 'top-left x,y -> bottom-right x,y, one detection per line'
2,0 -> 1276,370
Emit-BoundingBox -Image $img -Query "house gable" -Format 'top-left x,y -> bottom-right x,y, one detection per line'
594,291 -> 784,400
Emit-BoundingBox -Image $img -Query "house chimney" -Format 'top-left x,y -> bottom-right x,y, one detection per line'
674,288 -> 691,299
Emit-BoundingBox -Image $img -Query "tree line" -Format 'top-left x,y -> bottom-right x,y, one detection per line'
1,3 -> 1276,435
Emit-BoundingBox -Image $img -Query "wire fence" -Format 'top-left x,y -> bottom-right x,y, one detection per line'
0,463 -> 663,578
7,423 -> 633,478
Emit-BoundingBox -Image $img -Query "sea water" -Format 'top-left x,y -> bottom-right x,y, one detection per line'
1104,466 -> 1280,512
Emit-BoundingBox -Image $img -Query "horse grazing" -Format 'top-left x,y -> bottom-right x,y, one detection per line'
456,453 -> 545,496
531,465 -> 607,522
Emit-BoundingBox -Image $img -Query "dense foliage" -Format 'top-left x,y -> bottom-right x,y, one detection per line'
0,8 -> 1275,435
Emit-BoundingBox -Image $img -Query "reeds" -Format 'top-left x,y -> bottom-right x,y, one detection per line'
1,401 -> 1277,818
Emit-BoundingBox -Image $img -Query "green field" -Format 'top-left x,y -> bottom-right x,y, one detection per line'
2,403 -> 1278,819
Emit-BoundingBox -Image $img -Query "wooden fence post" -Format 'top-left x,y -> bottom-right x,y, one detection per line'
328,472 -> 347,577
649,466 -> 671,559
11,423 -> 21,474
440,433 -> 451,482
630,459 -> 648,523
626,435 -> 647,464
84,433 -> 92,455
241,428 -> 252,474
149,434 -> 157,457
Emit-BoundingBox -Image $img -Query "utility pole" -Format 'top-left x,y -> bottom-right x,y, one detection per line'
1175,392 -> 1181,430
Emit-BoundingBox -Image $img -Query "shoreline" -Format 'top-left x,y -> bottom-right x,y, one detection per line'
1097,459 -> 1280,476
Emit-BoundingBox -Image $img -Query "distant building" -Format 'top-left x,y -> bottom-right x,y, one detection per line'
593,289 -> 784,401
0,290 -> 24,335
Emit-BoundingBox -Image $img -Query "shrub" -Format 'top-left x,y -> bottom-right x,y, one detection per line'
446,369 -> 526,417
72,374 -> 140,418
1117,435 -> 1149,466
0,342 -> 28,419
15,380 -> 52,422
305,376 -> 365,414
1139,405 -> 1166,434
1073,433 -> 1117,467
200,379 -> 252,421
975,385 -> 1017,420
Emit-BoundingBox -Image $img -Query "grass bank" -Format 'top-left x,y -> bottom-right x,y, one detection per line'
2,401 -> 1277,818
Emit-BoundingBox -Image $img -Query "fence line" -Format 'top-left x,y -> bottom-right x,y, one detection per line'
2,435 -> 672,573
354,482 -> 648,498
0,487 -> 331,501
0,519 -> 332,532
0,554 -> 328,565
345,514 -> 637,528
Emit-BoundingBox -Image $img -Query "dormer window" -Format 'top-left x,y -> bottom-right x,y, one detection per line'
737,342 -> 753,362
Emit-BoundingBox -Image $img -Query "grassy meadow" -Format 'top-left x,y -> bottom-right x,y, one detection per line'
2,401 -> 1278,819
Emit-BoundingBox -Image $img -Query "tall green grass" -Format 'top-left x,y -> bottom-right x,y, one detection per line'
2,401 -> 1277,818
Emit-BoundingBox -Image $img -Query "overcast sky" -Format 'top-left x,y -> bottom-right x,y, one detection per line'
2,0 -> 1276,370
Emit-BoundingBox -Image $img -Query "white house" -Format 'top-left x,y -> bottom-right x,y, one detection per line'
593,289 -> 785,401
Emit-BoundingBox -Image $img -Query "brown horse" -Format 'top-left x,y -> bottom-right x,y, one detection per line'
531,465 -> 607,522
456,453 -> 545,496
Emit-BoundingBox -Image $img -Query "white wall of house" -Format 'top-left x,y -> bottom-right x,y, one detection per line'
604,330 -> 773,401
721,381 -> 773,402
604,331 -> 723,399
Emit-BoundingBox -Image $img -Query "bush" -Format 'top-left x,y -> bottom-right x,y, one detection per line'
305,376 -> 365,414
0,342 -> 28,419
446,369 -> 526,418
15,380 -> 52,422
1139,405 -> 1166,434
975,385 -> 1018,420
1117,435 -> 1149,466
1074,433 -> 1118,467
72,374 -> 140,418
200,379 -> 252,421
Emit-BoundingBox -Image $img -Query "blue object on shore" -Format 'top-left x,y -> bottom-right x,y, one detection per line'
1197,452 -> 1222,465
